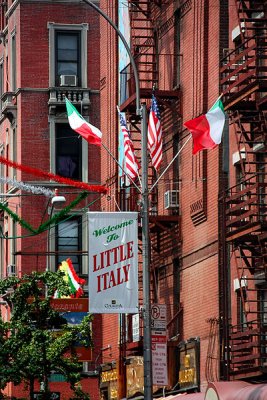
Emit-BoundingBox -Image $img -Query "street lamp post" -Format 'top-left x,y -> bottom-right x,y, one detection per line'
83,1 -> 153,399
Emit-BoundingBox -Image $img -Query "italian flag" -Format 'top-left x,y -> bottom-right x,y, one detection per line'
65,97 -> 102,146
54,258 -> 85,299
184,98 -> 225,155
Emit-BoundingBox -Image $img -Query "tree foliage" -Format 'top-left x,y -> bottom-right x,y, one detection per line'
0,271 -> 92,399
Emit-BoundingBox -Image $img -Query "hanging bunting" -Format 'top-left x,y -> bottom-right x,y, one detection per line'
0,191 -> 89,235
0,156 -> 107,194
0,176 -> 54,197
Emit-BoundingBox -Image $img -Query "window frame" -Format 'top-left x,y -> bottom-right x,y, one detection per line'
48,22 -> 88,87
49,117 -> 88,182
49,213 -> 88,277
10,28 -> 16,91
55,123 -> 82,180
55,30 -> 81,86
55,216 -> 82,274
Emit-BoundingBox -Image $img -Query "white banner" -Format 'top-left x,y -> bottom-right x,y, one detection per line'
88,212 -> 139,313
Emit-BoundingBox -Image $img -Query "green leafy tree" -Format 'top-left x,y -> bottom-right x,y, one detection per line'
0,271 -> 92,400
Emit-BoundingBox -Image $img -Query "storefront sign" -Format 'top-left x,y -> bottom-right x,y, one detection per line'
100,368 -> 118,400
126,356 -> 144,398
178,338 -> 200,391
50,298 -> 88,312
101,369 -> 118,383
33,393 -> 60,400
88,212 -> 139,313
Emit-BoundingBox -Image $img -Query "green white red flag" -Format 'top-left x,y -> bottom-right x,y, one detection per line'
54,258 -> 85,298
65,97 -> 102,146
184,98 -> 225,154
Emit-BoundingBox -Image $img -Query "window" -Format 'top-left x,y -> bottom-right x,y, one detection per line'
0,59 -> 3,109
11,31 -> 16,91
49,118 -> 88,182
48,23 -> 88,87
174,10 -> 181,88
56,216 -> 82,274
55,31 -> 80,86
237,289 -> 247,330
56,123 -> 82,180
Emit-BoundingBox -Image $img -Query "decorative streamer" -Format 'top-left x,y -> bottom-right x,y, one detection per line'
0,156 -> 107,194
0,191 -> 89,235
38,191 -> 89,233
0,176 -> 55,197
0,202 -> 36,233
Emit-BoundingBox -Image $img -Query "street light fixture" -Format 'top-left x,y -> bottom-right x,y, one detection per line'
51,188 -> 66,206
82,2 -> 153,399
47,189 -> 66,275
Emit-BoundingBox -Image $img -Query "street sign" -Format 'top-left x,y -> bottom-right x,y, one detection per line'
151,304 -> 168,386
151,304 -> 167,338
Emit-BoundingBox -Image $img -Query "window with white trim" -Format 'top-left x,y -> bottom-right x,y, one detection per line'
56,123 -> 82,180
50,213 -> 88,277
48,22 -> 88,87
56,216 -> 82,274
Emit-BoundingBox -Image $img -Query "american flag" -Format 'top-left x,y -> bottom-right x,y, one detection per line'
148,94 -> 162,170
119,112 -> 139,182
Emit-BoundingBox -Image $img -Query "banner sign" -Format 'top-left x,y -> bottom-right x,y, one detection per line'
88,212 -> 139,313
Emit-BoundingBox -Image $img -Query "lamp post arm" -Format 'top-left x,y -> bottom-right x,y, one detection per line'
82,0 -> 140,115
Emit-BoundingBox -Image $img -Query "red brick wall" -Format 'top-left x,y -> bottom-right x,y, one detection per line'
98,0 -> 226,394
0,1 -> 102,398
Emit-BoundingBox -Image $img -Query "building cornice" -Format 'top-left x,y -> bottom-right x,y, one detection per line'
6,0 -> 100,19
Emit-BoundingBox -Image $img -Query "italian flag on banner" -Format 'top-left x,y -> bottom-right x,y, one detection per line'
65,97 -> 102,146
54,258 -> 85,299
184,98 -> 225,155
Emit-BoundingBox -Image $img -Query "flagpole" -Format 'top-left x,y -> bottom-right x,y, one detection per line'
149,135 -> 192,193
116,106 -> 142,189
102,142 -> 141,193
82,2 -> 153,399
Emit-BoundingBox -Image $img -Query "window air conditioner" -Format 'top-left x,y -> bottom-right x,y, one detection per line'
7,264 -> 16,277
59,75 -> 77,87
164,190 -> 179,209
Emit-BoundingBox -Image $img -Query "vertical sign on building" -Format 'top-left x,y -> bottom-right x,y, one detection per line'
151,304 -> 168,386
88,212 -> 139,314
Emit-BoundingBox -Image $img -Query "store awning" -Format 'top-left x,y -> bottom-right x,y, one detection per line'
156,392 -> 204,400
205,381 -> 267,400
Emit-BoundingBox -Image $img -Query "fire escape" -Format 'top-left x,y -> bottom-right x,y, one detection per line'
119,0 -> 182,362
220,0 -> 267,380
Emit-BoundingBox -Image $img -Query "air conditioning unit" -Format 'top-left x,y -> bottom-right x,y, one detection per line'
164,190 -> 179,209
7,264 -> 16,277
59,75 -> 77,87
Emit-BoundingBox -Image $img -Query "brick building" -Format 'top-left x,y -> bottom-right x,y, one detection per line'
99,1 -> 266,399
0,1 -> 103,399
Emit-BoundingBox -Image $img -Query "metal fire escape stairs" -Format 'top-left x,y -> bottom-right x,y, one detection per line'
220,0 -> 267,379
118,1 -> 182,357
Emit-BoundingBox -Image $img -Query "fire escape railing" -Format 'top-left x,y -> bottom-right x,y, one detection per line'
224,178 -> 267,239
220,35 -> 267,109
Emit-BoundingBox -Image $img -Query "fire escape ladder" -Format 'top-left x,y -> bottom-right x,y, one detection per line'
128,0 -> 158,90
